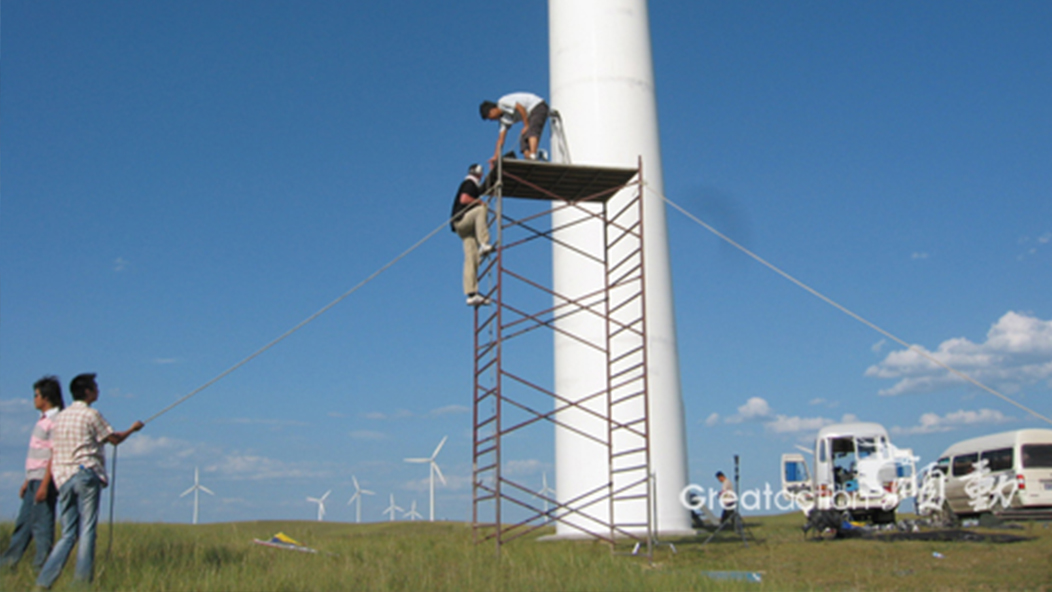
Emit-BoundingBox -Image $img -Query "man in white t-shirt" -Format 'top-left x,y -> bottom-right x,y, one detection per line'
480,92 -> 549,162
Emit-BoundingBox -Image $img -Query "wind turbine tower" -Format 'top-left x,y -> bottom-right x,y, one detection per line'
404,435 -> 447,522
179,467 -> 214,525
383,494 -> 404,522
307,490 -> 331,522
347,475 -> 375,524
549,0 -> 692,536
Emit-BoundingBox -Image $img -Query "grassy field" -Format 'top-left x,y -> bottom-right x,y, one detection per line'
2,514 -> 1050,591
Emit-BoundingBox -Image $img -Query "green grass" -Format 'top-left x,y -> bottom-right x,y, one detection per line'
2,514 -> 1050,591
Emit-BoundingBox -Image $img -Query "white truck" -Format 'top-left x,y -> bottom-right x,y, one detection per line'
781,422 -> 917,524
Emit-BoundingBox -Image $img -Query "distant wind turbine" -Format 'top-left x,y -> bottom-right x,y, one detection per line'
382,493 -> 403,522
404,435 -> 447,521
537,472 -> 556,521
307,490 -> 331,522
180,467 -> 214,525
404,500 -> 422,521
346,475 -> 375,524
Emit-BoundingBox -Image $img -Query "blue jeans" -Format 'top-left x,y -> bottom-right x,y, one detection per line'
36,469 -> 102,588
0,479 -> 56,571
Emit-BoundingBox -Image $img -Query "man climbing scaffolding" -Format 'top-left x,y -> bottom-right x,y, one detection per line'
480,92 -> 550,163
450,163 -> 494,307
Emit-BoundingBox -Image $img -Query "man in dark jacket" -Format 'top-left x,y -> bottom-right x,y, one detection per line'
450,164 -> 494,306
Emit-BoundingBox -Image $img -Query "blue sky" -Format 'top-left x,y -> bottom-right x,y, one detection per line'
2,1 -> 1049,525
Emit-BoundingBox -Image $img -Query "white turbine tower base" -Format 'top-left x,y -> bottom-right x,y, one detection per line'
382,494 -> 404,522
179,467 -> 214,525
307,490 -> 331,522
537,472 -> 556,521
404,500 -> 423,521
347,475 -> 375,524
550,0 -> 692,536
404,435 -> 447,521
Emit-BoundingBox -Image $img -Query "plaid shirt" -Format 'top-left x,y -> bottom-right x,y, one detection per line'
50,401 -> 115,489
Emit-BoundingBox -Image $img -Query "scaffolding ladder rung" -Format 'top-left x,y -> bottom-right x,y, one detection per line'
611,446 -> 648,459
611,463 -> 649,474
474,462 -> 498,473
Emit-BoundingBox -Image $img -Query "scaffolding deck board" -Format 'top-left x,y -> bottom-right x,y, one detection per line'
483,159 -> 637,202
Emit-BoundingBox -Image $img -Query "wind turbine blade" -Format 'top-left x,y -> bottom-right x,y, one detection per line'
180,487 -> 195,497
794,444 -> 814,455
433,462 -> 447,485
404,457 -> 429,463
352,475 -> 360,490
199,486 -> 215,496
307,497 -> 319,503
429,435 -> 446,458
348,492 -> 360,505
320,490 -> 331,502
431,435 -> 448,459
361,489 -> 375,495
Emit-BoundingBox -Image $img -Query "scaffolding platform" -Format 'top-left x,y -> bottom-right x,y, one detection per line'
472,157 -> 654,559
482,159 -> 638,203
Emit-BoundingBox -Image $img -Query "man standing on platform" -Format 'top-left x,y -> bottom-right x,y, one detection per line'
480,92 -> 550,162
450,164 -> 494,307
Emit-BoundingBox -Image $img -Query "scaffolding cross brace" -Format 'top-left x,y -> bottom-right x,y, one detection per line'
471,157 -> 655,559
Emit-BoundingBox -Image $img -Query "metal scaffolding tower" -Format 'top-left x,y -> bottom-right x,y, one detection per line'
471,158 -> 654,558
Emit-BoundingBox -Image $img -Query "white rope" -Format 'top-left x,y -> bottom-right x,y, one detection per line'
651,184 -> 1052,427
145,216 -> 455,424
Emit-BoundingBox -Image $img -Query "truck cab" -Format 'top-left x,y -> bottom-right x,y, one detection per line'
781,422 -> 917,524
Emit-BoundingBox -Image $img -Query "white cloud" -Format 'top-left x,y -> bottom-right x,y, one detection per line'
911,252 -> 929,260
205,453 -> 330,480
891,408 -> 1014,436
361,409 -> 414,420
763,413 -> 859,435
764,415 -> 832,434
504,459 -> 544,476
704,412 -> 720,427
429,405 -> 470,416
725,397 -> 771,423
114,257 -> 129,272
871,339 -> 886,353
216,417 -> 309,427
1017,232 -> 1051,260
120,434 -> 185,457
865,311 -> 1052,396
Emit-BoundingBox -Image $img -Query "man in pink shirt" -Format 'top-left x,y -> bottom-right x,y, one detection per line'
0,377 -> 64,572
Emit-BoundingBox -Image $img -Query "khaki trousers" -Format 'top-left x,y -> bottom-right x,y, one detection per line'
454,205 -> 490,295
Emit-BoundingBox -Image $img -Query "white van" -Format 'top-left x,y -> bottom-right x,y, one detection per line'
781,422 -> 917,523
920,428 -> 1052,519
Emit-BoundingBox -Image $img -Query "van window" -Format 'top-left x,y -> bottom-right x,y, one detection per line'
952,453 -> 978,477
1022,444 -> 1052,468
933,457 -> 949,475
981,448 -> 1013,472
